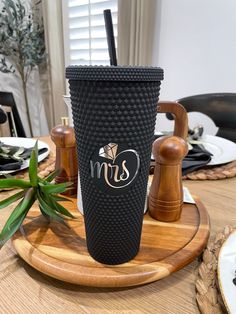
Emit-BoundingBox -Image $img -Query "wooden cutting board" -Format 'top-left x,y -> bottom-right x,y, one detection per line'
12,197 -> 210,288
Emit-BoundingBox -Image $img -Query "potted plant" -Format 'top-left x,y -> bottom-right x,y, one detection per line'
0,0 -> 46,136
0,142 -> 75,248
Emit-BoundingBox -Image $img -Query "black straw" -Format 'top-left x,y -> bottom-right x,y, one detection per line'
103,9 -> 117,66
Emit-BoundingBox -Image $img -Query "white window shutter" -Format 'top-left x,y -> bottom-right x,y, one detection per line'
63,0 -> 118,66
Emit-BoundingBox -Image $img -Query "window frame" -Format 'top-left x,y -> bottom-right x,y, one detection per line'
61,0 -> 117,68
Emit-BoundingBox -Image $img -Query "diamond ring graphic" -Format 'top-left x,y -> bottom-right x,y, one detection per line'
99,143 -> 118,161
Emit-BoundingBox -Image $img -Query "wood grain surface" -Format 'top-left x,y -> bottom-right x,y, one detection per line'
1,136 -> 236,314
12,197 -> 209,288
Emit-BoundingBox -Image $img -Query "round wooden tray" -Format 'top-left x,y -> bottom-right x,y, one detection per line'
12,197 -> 210,288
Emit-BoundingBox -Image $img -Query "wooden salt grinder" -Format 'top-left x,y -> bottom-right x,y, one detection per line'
50,117 -> 78,196
149,101 -> 188,222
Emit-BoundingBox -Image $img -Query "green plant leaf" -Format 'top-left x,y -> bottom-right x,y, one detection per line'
0,188 -> 35,248
39,181 -> 73,195
45,195 -> 75,219
37,191 -> 64,222
51,200 -> 75,219
0,190 -> 25,209
0,208 -> 27,248
44,168 -> 62,183
0,178 -> 31,189
29,140 -> 38,187
37,177 -> 50,185
7,188 -> 36,225
51,195 -> 72,203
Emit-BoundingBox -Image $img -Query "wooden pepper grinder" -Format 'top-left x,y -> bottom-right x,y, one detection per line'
50,117 -> 78,196
149,136 -> 188,222
148,101 -> 188,222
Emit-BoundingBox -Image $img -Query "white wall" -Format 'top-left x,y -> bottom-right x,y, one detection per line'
152,0 -> 236,101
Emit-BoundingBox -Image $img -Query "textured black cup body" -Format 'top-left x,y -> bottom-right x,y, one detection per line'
66,66 -> 163,265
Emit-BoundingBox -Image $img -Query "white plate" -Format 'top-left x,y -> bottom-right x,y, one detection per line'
0,137 -> 50,175
200,135 -> 236,166
218,230 -> 236,314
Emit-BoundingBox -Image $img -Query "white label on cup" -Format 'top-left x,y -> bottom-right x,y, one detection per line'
77,171 -> 84,215
183,187 -> 196,204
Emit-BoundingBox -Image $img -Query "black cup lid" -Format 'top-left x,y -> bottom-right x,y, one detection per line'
66,65 -> 164,82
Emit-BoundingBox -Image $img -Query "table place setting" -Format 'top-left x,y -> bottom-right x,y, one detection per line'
183,130 -> 236,180
184,125 -> 236,178
0,137 -> 50,175
150,139 -> 236,180
186,124 -> 236,167
152,112 -> 236,181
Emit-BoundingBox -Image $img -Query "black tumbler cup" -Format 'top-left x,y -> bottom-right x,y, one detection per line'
66,66 -> 164,265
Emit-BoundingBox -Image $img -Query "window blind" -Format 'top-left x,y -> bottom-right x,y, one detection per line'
63,0 -> 118,66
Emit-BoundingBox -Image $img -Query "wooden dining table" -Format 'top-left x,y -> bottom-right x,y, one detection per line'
0,136 -> 236,314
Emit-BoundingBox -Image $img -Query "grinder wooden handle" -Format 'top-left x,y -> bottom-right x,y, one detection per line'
148,101 -> 188,222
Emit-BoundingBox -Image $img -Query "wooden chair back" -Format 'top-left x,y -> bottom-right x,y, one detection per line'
176,93 -> 236,142
0,92 -> 26,137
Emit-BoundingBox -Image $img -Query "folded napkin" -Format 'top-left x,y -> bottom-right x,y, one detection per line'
183,125 -> 212,175
182,143 -> 212,175
0,141 -> 48,171
151,133 -> 212,175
